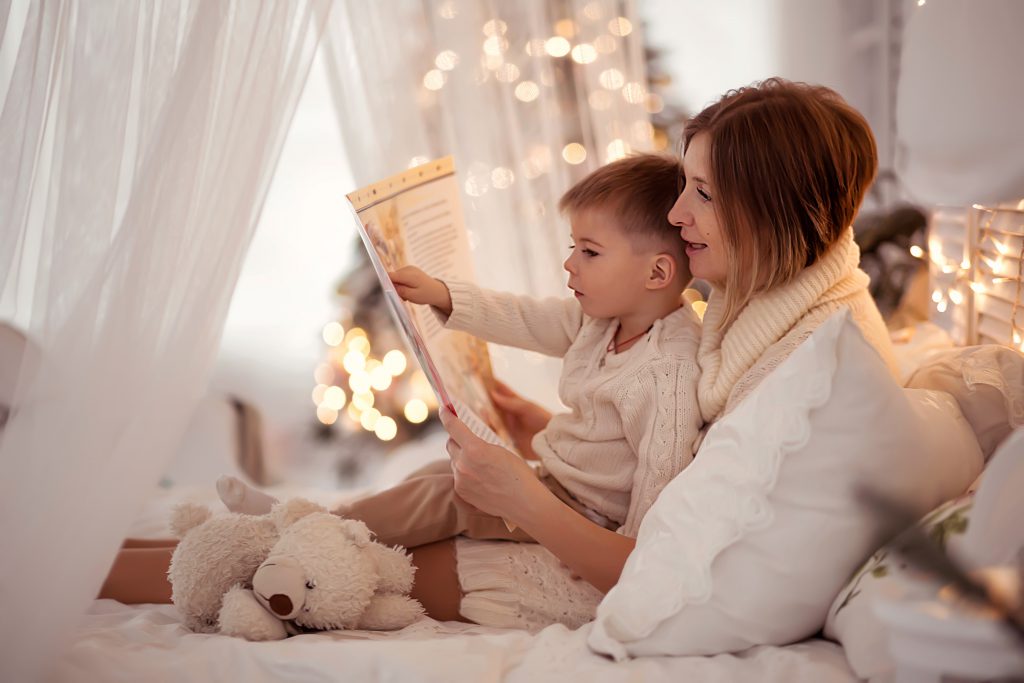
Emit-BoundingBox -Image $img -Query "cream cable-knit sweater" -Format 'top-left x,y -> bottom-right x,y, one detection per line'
439,280 -> 703,537
697,228 -> 899,425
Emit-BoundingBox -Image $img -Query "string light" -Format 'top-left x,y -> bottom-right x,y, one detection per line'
545,36 -> 571,57
404,399 -> 429,423
570,43 -> 597,64
599,68 -> 624,90
562,143 -> 587,164
608,17 -> 632,36
515,81 -> 540,102
930,205 -> 1024,350
322,322 -> 344,346
435,50 -> 459,71
382,349 -> 407,375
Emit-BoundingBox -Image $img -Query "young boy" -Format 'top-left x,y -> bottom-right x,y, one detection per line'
219,154 -> 702,541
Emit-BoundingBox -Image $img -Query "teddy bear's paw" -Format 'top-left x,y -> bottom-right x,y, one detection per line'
170,503 -> 213,539
356,594 -> 425,631
366,543 -> 416,594
218,585 -> 288,641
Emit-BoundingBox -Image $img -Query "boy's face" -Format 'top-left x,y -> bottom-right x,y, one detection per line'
563,207 -> 666,319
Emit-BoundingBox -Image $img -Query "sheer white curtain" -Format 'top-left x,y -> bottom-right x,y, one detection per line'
0,1 -> 331,679
320,0 -> 652,405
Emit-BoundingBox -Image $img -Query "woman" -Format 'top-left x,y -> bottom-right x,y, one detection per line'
102,78 -> 898,630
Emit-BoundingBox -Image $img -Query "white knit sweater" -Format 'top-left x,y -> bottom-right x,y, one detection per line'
697,228 -> 899,425
440,280 -> 703,536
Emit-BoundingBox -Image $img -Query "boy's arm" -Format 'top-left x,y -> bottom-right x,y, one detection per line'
616,354 -> 703,538
436,279 -> 584,358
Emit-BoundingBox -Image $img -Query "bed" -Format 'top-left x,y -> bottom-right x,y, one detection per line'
55,315 -> 1016,683
59,485 -> 858,683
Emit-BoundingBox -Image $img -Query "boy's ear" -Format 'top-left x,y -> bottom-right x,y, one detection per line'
646,253 -> 677,290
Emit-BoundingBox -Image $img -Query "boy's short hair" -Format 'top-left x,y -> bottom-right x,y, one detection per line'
558,154 -> 684,254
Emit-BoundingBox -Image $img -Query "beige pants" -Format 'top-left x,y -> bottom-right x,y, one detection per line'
336,459 -> 615,549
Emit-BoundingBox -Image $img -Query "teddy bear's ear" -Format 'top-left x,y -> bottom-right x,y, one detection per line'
337,518 -> 373,547
270,498 -> 327,530
169,503 -> 213,538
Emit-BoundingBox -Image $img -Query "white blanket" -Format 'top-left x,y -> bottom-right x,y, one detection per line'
58,482 -> 855,682
61,601 -> 854,683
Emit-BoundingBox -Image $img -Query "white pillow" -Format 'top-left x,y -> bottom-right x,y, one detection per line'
906,345 -> 1024,460
823,426 -> 1024,681
588,311 -> 983,660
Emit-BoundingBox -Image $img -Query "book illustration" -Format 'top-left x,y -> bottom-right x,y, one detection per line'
345,157 -> 515,452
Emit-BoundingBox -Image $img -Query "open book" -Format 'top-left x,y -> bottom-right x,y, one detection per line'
345,157 -> 517,453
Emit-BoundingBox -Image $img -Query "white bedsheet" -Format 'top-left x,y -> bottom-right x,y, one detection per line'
58,484 -> 856,682
60,601 -> 854,683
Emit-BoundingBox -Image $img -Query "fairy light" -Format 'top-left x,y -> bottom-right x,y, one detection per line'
404,399 -> 429,424
382,349 -> 407,375
599,68 -> 624,90
423,69 -> 446,90
435,50 -> 459,71
352,391 -> 375,411
342,350 -> 366,374
348,372 -> 372,395
357,407 -> 380,431
929,204 -> 1024,347
312,383 -> 329,405
909,245 -> 924,259
316,405 -> 339,425
483,19 -> 508,37
322,385 -> 347,410
608,17 -> 632,36
562,143 -> 587,164
369,365 -> 393,391
515,81 -> 540,102
570,43 -> 597,64
375,416 -> 398,441
483,35 -> 508,57
606,139 -> 629,162
491,167 -> 515,189
545,37 -> 571,57
621,82 -> 646,104
322,322 -> 344,346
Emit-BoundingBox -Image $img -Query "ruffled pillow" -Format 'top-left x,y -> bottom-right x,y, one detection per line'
588,311 -> 983,660
824,426 -> 1024,680
906,345 -> 1024,459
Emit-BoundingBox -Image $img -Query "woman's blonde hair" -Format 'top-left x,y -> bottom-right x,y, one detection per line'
684,78 -> 878,326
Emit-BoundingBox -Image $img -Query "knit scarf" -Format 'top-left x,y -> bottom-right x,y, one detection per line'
696,228 -> 872,424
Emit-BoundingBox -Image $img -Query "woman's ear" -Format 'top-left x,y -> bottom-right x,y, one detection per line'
646,253 -> 677,290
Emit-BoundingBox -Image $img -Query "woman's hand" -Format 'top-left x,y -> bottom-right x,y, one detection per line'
440,408 -> 637,593
389,266 -> 452,315
489,380 -> 552,460
439,409 -> 547,525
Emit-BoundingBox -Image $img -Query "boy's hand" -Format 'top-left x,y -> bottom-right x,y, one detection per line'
389,266 -> 453,315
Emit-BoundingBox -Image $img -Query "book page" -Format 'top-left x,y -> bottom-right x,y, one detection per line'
346,157 -> 516,452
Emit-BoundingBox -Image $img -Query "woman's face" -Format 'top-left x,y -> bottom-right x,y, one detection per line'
668,132 -> 729,287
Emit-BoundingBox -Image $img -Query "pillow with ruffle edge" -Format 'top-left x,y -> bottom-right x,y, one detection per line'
589,311 -> 982,661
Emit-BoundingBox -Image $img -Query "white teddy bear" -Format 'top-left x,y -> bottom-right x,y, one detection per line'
168,498 -> 424,640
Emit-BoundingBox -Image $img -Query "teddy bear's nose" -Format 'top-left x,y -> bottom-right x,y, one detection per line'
268,594 -> 293,617
253,556 -> 306,619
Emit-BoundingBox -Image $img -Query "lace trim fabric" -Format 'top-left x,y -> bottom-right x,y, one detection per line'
455,538 -> 604,632
588,312 -> 849,659
962,347 -> 1024,425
